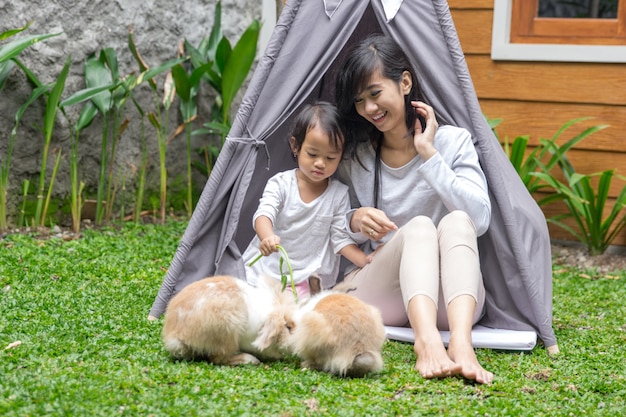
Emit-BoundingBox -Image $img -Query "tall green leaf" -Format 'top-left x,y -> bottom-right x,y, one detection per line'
171,63 -> 191,102
0,22 -> 32,41
220,20 -> 260,124
0,60 -> 14,91
44,57 -> 71,142
0,33 -> 60,63
60,83 -> 119,108
208,2 -> 223,57
34,56 -> 71,226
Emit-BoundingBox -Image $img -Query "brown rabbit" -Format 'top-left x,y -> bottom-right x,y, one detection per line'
161,275 -> 296,365
289,290 -> 386,377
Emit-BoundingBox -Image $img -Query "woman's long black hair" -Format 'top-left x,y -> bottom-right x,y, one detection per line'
334,34 -> 425,207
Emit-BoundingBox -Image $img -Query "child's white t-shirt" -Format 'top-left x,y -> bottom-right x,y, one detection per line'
242,169 -> 355,288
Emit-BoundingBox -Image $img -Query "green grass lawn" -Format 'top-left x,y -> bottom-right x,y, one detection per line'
1,221 -> 625,416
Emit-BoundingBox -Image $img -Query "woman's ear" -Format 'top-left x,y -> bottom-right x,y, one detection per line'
401,71 -> 412,95
289,137 -> 298,157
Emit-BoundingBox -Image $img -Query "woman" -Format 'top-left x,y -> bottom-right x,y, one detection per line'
335,34 -> 493,384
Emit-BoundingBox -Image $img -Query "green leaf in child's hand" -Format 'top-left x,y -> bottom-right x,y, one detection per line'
247,245 -> 298,303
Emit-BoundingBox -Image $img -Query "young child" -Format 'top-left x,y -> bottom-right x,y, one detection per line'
242,102 -> 371,298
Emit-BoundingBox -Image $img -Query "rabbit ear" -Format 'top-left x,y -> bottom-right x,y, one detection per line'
253,310 -> 292,351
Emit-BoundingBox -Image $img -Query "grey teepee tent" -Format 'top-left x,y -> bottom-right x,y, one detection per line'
149,0 -> 558,352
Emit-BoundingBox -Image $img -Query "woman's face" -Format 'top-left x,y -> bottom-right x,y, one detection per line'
353,70 -> 412,138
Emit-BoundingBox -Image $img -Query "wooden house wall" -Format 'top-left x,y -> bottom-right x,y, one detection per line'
448,0 -> 626,246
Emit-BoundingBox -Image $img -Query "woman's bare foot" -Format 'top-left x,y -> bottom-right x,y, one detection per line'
447,340 -> 493,384
414,337 -> 462,379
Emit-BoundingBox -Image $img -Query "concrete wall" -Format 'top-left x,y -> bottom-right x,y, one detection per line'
0,0 -> 265,223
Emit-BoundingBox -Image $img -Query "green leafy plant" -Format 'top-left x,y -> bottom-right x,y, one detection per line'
0,24 -> 60,229
186,1 -> 260,176
31,56 -> 72,227
490,116 -> 625,254
128,28 -> 186,224
146,74 -> 174,225
491,116 -> 623,254
533,163 -> 626,256
170,54 -> 212,217
131,114 -> 149,223
0,15 -> 255,228
490,116 -> 606,196
17,179 -> 29,226
59,78 -> 117,232
82,49 -> 127,225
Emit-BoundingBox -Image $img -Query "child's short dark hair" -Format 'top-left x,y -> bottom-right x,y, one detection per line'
290,102 -> 345,156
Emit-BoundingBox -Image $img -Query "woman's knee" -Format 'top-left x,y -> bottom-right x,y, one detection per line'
399,215 -> 437,241
438,210 -> 476,237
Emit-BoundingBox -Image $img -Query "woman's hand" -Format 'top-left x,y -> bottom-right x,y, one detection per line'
351,207 -> 397,240
411,101 -> 438,160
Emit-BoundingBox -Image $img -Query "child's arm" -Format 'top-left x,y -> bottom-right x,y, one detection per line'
339,244 -> 372,269
255,215 -> 281,256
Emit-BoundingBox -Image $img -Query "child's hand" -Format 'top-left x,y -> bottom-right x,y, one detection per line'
259,235 -> 281,256
353,252 -> 373,269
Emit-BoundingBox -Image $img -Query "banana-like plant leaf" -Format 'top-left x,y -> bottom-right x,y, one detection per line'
189,62 -> 212,88
185,39 -> 204,69
101,48 -> 119,81
221,20 -> 260,124
214,37 -> 232,76
84,53 -> 113,114
76,101 -> 98,131
171,63 -> 190,102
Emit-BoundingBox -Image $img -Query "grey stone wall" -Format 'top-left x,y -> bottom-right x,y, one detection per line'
0,0 -> 262,223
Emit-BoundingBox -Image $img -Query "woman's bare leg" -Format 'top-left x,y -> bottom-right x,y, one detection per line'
408,295 -> 461,378
446,295 -> 493,384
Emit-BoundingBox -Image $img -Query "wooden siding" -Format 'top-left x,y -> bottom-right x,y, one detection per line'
449,0 -> 626,246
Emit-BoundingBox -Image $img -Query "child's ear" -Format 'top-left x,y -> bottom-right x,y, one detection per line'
289,137 -> 298,156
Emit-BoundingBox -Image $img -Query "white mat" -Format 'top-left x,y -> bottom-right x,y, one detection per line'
385,325 -> 537,351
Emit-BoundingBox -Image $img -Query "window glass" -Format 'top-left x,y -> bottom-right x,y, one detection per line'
538,0 -> 618,18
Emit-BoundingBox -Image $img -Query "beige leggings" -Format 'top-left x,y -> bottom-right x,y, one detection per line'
344,210 -> 486,329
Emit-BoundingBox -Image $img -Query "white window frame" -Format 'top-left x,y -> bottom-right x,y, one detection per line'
491,0 -> 626,63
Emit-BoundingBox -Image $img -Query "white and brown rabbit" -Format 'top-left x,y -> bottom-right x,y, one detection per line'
289,288 -> 386,377
161,275 -> 296,365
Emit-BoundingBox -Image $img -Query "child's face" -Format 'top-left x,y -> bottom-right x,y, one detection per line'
291,125 -> 343,184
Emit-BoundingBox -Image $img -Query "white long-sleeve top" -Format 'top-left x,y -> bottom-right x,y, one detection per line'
242,169 -> 356,288
337,125 -> 491,253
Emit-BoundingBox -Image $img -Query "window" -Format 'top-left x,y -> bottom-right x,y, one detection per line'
492,0 -> 626,62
